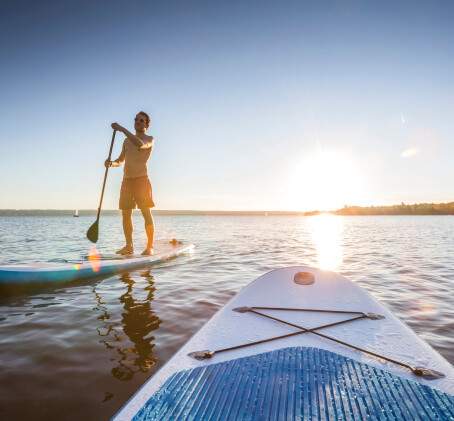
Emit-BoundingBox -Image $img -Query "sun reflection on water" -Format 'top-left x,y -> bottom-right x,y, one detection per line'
308,214 -> 344,271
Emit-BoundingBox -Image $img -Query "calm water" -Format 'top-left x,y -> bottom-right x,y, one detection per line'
0,215 -> 453,420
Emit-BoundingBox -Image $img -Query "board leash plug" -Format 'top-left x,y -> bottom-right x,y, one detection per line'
294,271 -> 315,285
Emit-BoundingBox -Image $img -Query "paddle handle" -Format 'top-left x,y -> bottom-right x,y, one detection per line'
96,130 -> 117,220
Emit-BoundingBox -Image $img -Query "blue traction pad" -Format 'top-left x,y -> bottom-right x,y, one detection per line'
133,346 -> 454,420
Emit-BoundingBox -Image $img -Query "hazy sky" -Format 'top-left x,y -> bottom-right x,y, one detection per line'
1,0 -> 453,211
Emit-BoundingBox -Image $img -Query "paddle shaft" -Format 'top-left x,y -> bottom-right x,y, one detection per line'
96,130 -> 117,221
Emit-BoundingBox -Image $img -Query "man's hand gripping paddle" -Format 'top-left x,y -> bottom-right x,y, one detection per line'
87,129 -> 117,243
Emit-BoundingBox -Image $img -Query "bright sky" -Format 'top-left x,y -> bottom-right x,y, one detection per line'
1,0 -> 453,211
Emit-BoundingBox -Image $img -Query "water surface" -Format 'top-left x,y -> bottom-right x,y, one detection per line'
0,215 -> 453,420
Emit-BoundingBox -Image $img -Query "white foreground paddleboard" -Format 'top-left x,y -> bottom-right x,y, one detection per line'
113,266 -> 454,421
0,241 -> 194,285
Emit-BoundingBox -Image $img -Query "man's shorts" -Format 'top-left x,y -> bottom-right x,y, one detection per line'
119,176 -> 155,210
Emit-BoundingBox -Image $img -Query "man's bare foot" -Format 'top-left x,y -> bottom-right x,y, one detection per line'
116,245 -> 134,255
141,248 -> 153,256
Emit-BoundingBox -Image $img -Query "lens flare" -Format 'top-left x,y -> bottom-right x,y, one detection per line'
89,247 -> 101,272
401,148 -> 419,158
418,298 -> 438,316
73,264 -> 81,270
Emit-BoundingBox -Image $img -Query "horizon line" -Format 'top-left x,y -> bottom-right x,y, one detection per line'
1,200 -> 453,214
1,201 -> 453,216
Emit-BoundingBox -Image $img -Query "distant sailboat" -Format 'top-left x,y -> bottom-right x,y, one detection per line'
74,209 -> 79,217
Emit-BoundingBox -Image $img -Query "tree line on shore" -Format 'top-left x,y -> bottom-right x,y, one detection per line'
331,202 -> 454,215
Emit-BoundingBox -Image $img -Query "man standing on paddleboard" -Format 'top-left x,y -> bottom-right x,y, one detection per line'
105,112 -> 155,256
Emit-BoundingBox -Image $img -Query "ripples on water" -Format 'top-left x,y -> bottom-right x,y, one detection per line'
0,215 -> 453,420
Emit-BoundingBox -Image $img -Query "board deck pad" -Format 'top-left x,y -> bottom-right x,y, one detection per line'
133,346 -> 454,421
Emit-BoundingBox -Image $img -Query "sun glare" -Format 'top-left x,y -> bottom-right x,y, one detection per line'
287,150 -> 365,211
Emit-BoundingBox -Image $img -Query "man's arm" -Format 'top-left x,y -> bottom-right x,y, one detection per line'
105,142 -> 125,168
111,123 -> 154,149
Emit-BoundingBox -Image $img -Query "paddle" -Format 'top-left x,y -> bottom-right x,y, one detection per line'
87,129 -> 117,243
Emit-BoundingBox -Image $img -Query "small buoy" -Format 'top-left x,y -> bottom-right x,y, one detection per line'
294,272 -> 315,285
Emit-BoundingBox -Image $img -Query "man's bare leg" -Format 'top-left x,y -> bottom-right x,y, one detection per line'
116,209 -> 134,254
141,208 -> 154,255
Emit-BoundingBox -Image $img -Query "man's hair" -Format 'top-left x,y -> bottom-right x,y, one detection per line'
138,111 -> 150,126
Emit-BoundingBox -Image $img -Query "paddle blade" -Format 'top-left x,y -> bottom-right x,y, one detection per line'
87,220 -> 99,243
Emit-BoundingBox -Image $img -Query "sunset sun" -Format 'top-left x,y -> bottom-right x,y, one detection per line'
287,150 -> 365,212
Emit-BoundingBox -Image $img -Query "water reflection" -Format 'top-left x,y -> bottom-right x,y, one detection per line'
93,270 -> 161,381
307,214 -> 344,271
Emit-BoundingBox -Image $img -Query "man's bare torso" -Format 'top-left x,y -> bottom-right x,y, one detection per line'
121,135 -> 154,178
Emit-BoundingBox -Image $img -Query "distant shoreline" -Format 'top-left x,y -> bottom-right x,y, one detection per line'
331,202 -> 454,216
0,202 -> 453,216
